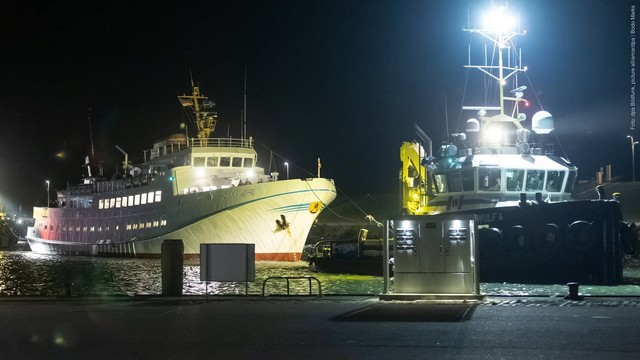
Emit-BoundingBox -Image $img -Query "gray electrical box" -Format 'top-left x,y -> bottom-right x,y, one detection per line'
392,214 -> 479,295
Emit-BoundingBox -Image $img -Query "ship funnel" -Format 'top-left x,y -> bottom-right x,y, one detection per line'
532,111 -> 554,134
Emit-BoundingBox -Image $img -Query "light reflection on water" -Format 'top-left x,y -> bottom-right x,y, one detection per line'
1,251 -> 640,297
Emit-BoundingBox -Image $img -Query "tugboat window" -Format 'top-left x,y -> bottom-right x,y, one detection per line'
434,174 -> 447,193
479,169 -> 501,191
244,158 -> 254,168
564,171 -> 577,193
525,170 -> 544,191
506,169 -> 525,191
446,172 -> 462,192
545,171 -> 565,192
462,170 -> 475,191
220,157 -> 231,167
232,158 -> 242,167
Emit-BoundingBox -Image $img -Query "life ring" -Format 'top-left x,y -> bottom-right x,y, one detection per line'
565,220 -> 596,252
308,201 -> 322,214
535,223 -> 562,252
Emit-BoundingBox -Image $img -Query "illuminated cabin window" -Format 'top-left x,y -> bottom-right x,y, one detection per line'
545,171 -> 565,192
122,196 -> 128,207
525,170 -> 544,192
153,220 -> 159,227
479,169 -> 501,191
90,227 -> 95,232
161,219 -> 167,226
207,157 -> 218,167
83,226 -> 87,232
155,191 -> 162,202
243,158 -> 254,168
126,224 -> 132,230
232,157 -> 242,167
193,157 -> 206,167
128,195 -> 134,206
110,198 -> 116,208
141,193 -> 147,205
220,157 -> 231,167
506,169 -> 525,191
99,199 -> 104,209
116,197 -> 122,208
146,222 -> 151,228
147,192 -> 154,203
134,194 -> 140,205
98,227 -> 102,232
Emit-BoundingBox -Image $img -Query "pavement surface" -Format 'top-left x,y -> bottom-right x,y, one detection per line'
1,295 -> 639,359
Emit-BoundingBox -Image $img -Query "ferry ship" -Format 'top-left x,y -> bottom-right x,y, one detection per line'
309,3 -> 638,284
26,84 -> 337,260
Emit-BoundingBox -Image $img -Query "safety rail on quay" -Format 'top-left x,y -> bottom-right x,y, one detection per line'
262,276 -> 322,296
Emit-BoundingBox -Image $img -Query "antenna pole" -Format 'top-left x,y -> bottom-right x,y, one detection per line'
243,66 -> 247,140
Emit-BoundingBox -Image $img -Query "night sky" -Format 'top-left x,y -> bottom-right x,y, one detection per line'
0,0 -> 636,213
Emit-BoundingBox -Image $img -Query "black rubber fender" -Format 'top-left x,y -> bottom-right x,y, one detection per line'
535,223 -> 562,251
565,220 -> 596,252
479,227 -> 506,257
504,225 -> 529,253
620,221 -> 638,255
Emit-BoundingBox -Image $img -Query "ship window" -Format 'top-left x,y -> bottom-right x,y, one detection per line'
462,170 -> 475,192
122,196 -> 128,207
128,195 -> 134,205
207,157 -> 218,167
434,174 -> 446,193
446,172 -> 462,192
134,194 -> 140,205
193,157 -> 206,167
545,171 -> 565,192
147,192 -> 154,203
110,198 -> 116,208
564,171 -> 577,193
506,169 -> 525,191
99,199 -> 104,209
243,158 -> 254,168
220,157 -> 231,167
232,157 -> 242,167
155,191 -> 162,202
479,169 -> 501,191
141,193 -> 147,205
525,170 -> 544,192
115,197 -> 122,208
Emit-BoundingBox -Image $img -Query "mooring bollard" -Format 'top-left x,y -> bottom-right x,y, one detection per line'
161,239 -> 184,296
564,282 -> 584,300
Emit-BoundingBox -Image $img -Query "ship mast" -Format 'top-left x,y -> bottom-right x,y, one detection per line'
178,84 -> 218,139
462,3 -> 527,130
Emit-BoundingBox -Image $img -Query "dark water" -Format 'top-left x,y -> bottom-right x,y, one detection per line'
1,250 -> 640,297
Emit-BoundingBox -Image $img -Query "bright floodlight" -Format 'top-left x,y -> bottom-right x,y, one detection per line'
483,124 -> 504,144
484,8 -> 516,31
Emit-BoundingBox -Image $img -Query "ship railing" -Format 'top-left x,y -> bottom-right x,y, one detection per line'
189,137 -> 253,149
143,137 -> 253,161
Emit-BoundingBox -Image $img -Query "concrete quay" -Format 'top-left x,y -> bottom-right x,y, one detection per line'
0,295 -> 639,359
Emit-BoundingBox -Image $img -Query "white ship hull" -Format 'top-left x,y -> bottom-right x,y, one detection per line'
26,178 -> 336,260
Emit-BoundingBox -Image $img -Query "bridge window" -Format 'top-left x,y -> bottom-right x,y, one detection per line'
193,157 -> 206,167
506,169 -> 525,191
545,171 -> 565,192
232,157 -> 242,167
446,172 -> 462,192
479,169 -> 501,191
525,170 -> 544,192
243,158 -> 254,168
434,174 -> 446,193
220,157 -> 231,167
565,171 -> 577,193
462,170 -> 475,192
207,157 -> 218,167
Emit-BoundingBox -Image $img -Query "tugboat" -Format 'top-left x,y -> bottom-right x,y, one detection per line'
26,82 -> 337,260
310,3 -> 637,284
